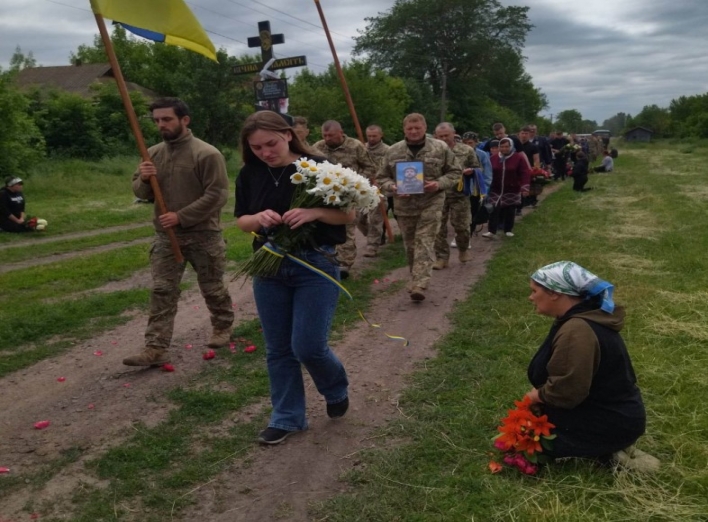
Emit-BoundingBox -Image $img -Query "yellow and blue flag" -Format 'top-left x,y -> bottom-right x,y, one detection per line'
89,0 -> 217,62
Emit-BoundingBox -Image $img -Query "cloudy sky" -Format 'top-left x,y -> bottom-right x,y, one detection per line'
2,0 -> 707,124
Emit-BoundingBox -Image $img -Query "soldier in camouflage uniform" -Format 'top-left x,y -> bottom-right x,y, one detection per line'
363,124 -> 390,253
432,122 -> 480,269
124,98 -> 234,367
313,121 -> 376,278
376,113 -> 461,301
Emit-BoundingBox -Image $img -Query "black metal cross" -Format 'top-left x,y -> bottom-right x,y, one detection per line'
247,21 -> 285,62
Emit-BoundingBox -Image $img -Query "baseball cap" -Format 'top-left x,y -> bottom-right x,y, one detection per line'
5,177 -> 23,187
462,132 -> 478,141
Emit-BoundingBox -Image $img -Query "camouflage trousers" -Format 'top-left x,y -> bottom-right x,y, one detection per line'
145,232 -> 234,350
336,206 -> 385,268
434,194 -> 471,260
397,205 -> 443,289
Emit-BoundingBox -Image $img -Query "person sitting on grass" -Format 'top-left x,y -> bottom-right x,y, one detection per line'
525,261 -> 658,471
0,177 -> 47,232
593,150 -> 614,173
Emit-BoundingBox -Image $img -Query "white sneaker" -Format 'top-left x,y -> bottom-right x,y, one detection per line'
450,239 -> 458,248
505,232 -> 514,237
482,232 -> 494,239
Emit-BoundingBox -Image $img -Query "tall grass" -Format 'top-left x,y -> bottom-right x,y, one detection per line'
313,142 -> 708,521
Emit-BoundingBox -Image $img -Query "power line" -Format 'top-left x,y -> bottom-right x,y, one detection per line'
249,0 -> 353,41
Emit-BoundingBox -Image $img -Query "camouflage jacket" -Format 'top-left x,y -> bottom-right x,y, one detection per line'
312,136 -> 376,180
366,140 -> 390,168
376,137 -> 461,216
448,142 -> 481,196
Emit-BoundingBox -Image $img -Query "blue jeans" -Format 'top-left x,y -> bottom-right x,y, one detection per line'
253,246 -> 349,431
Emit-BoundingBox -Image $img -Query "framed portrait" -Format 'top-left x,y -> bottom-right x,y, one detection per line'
395,161 -> 425,195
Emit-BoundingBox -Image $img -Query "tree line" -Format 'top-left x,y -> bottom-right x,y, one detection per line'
2,0 -> 547,178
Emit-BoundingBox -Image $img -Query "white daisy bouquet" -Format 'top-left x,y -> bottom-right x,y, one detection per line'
236,157 -> 381,278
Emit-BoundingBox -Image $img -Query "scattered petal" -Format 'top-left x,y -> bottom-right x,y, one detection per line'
184,344 -> 193,350
93,350 -> 103,356
374,279 -> 380,284
110,340 -> 118,345
161,364 -> 175,372
87,404 -> 95,410
123,383 -> 131,388
384,278 -> 390,282
202,349 -> 216,360
232,303 -> 238,308
34,420 -> 50,430
30,514 -> 40,520
243,345 -> 257,353
489,461 -> 503,474
193,305 -> 200,310
56,377 -> 66,383
238,337 -> 246,342
0,467 -> 9,474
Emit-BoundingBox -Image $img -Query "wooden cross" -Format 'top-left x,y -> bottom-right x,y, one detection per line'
247,21 -> 285,63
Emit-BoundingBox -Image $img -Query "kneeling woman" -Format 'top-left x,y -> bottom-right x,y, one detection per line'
526,261 -> 646,459
235,111 -> 355,445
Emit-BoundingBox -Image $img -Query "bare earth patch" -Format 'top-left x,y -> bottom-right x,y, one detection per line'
0,189 -> 560,520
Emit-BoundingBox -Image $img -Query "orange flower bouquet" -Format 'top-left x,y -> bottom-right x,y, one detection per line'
489,396 -> 556,475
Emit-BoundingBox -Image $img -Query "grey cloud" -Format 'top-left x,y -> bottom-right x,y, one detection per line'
2,0 -> 708,124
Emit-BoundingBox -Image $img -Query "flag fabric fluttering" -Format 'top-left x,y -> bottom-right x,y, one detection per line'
89,0 -> 217,61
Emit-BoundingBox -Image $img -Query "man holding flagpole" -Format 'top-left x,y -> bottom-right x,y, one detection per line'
123,98 -> 234,366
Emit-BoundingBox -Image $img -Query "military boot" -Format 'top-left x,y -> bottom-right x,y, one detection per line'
433,259 -> 448,270
459,250 -> 471,263
410,287 -> 426,301
208,328 -> 232,348
123,346 -> 170,367
363,246 -> 378,258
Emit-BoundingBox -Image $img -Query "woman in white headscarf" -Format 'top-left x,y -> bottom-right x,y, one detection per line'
526,261 -> 646,461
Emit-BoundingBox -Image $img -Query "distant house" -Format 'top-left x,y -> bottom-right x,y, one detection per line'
14,62 -> 157,99
624,127 -> 653,142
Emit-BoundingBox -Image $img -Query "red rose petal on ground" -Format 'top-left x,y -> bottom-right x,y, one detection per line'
488,460 -> 503,474
123,383 -> 131,388
34,420 -> 50,430
193,305 -> 200,310
30,514 -> 40,520
110,340 -> 118,345
87,404 -> 95,410
232,303 -> 238,308
384,278 -> 390,282
0,467 -> 9,473
202,349 -> 216,360
56,377 -> 66,382
243,345 -> 257,353
184,344 -> 193,350
374,279 -> 380,284
93,350 -> 103,356
161,364 -> 175,372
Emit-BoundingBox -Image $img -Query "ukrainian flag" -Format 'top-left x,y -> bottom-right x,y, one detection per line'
89,0 -> 217,62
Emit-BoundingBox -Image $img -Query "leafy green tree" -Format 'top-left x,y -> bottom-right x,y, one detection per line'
289,61 -> 411,143
9,46 -> 37,72
34,90 -> 105,159
601,112 -> 629,136
90,82 -> 159,153
669,94 -> 708,137
353,0 -> 541,126
0,71 -> 45,177
554,109 -> 583,133
631,104 -> 672,138
71,26 -> 254,148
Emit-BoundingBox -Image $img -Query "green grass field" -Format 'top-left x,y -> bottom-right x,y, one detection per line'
2,143 -> 708,520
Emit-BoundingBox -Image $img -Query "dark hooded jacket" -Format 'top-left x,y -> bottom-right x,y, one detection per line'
528,301 -> 646,457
